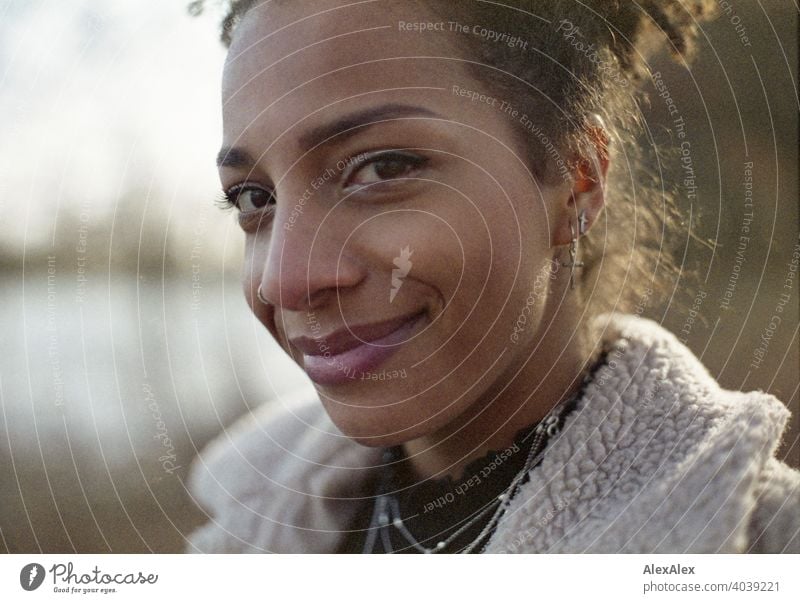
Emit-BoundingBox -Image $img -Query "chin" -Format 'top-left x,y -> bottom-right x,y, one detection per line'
317,395 -> 431,448
346,433 -> 403,448
333,423 -> 414,449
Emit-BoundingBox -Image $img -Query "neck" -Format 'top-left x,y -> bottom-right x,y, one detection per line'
402,315 -> 594,481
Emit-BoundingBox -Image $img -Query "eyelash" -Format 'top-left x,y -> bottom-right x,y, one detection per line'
213,192 -> 238,213
341,149 -> 428,190
215,149 -> 429,214
215,184 -> 276,214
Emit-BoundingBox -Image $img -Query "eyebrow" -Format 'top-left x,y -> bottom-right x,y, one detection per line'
216,146 -> 254,170
216,103 -> 441,169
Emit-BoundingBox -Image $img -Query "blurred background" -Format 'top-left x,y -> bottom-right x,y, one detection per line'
0,1 -> 797,553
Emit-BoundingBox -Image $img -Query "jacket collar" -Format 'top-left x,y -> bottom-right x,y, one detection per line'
484,313 -> 789,553
188,313 -> 789,553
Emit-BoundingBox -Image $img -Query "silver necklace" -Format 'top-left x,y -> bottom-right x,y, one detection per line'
361,391 -> 579,554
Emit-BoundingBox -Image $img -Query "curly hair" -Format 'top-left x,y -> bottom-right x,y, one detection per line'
190,0 -> 718,325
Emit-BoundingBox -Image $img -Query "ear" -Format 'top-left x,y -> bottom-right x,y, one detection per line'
551,117 -> 610,247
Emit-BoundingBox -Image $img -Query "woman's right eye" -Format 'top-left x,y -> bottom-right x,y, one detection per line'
223,184 -> 276,213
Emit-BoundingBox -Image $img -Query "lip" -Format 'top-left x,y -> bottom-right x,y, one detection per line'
291,311 -> 426,386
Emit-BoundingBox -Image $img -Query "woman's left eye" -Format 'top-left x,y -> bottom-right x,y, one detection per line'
344,151 -> 428,188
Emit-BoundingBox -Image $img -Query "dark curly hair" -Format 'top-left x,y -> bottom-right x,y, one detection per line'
190,0 -> 718,330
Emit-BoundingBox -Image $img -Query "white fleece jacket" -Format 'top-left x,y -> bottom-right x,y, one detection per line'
185,314 -> 800,553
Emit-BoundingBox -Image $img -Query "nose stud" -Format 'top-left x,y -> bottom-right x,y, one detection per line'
256,284 -> 269,305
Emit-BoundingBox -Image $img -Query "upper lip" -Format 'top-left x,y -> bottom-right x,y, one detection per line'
289,310 -> 425,356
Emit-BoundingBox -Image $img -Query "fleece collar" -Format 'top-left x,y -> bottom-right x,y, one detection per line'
186,313 -> 789,553
485,313 -> 789,553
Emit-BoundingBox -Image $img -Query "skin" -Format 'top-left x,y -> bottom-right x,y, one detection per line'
218,0 -> 608,480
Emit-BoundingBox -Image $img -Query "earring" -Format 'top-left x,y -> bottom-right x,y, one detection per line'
257,284 -> 269,305
578,209 -> 588,236
561,210 -> 587,290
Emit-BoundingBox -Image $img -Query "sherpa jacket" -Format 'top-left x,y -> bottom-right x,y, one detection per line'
185,314 -> 800,553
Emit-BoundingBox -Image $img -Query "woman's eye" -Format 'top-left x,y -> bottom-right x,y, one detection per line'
345,151 -> 427,188
225,185 -> 275,212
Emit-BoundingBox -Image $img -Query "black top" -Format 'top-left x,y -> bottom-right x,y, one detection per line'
336,359 -> 604,554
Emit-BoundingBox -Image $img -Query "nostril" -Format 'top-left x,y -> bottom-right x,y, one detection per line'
252,295 -> 281,345
260,244 -> 367,312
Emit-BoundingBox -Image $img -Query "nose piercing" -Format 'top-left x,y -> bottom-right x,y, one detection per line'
257,284 -> 269,305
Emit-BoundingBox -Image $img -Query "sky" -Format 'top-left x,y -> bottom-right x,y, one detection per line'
0,0 -> 229,254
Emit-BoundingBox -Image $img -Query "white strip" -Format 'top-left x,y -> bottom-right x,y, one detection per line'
1,554 -> 798,601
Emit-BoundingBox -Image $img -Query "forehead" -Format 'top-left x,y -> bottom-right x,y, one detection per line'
221,0 -> 480,149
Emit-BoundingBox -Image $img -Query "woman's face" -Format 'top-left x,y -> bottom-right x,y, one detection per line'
219,0 -> 575,446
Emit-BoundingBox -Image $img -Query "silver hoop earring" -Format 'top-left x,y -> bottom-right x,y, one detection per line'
257,284 -> 269,305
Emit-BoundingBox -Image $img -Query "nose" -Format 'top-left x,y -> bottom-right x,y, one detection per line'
257,198 -> 366,311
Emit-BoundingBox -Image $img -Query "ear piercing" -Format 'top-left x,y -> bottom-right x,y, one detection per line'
562,209 -> 587,290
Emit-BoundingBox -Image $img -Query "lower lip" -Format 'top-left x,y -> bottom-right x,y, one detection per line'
302,313 -> 426,386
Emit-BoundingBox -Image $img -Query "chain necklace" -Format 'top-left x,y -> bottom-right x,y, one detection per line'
361,375 -> 591,554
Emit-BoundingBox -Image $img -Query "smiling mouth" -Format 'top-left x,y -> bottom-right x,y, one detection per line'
290,310 -> 427,386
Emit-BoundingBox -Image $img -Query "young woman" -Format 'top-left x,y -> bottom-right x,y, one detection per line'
185,0 -> 799,553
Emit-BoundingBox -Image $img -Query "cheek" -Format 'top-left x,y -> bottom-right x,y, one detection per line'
346,209 -> 466,308
488,214 -> 554,342
426,204 -> 555,385
445,197 -> 550,329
